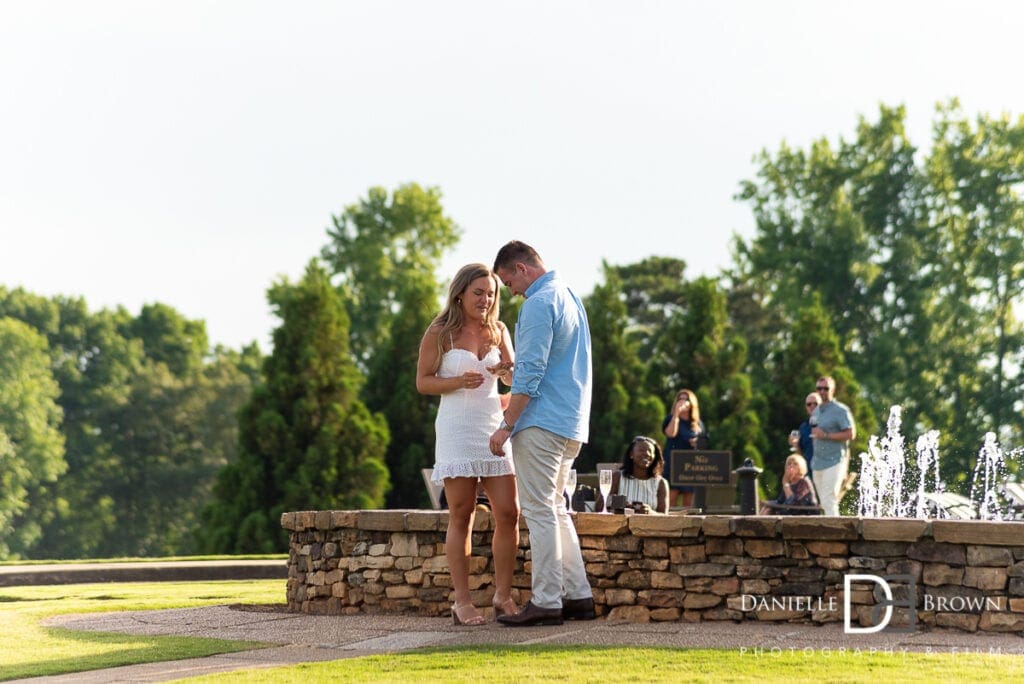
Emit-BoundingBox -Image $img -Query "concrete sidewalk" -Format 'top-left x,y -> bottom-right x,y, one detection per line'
19,604 -> 1024,683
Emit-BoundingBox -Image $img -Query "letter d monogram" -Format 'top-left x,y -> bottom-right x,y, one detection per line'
843,574 -> 893,634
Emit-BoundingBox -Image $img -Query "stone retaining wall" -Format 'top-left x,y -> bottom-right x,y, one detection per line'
281,510 -> 1024,633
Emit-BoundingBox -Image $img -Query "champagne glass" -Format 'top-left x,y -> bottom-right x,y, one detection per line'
599,469 -> 613,514
565,469 -> 577,509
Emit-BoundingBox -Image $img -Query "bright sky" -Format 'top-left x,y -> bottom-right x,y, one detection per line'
3,1 -> 1022,350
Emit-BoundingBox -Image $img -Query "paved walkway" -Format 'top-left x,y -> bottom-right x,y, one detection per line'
19,604 -> 1024,682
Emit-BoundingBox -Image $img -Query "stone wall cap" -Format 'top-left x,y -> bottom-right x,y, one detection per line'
933,520 -> 1024,546
357,510 -> 408,531
701,515 -> 734,536
861,518 -> 930,542
574,512 -> 630,535
628,515 -> 702,537
780,517 -> 859,540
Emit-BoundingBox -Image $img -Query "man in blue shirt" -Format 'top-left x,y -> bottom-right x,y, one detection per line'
489,241 -> 595,626
790,391 -> 821,478
810,376 -> 856,515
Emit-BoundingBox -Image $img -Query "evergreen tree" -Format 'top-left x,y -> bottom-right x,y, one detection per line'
579,263 -> 662,470
321,184 -> 460,506
365,271 -> 438,508
764,296 -> 876,498
199,261 -> 389,553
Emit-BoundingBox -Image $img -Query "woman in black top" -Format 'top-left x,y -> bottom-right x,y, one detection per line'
662,388 -> 707,508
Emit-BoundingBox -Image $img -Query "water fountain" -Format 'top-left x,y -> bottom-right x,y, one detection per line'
913,429 -> 942,519
857,405 -> 1019,520
971,432 -> 1009,521
857,405 -> 908,517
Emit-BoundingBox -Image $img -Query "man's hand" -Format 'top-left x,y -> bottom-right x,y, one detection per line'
489,427 -> 509,456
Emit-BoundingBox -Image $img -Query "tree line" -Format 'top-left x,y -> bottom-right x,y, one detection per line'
2,101 -> 1021,557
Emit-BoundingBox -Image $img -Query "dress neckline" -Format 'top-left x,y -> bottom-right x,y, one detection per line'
446,346 -> 498,362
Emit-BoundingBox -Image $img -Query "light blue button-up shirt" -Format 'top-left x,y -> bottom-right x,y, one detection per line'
810,400 -> 854,470
509,270 -> 592,442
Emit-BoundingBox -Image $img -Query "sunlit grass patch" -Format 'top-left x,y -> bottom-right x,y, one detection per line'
0,579 -> 284,681
182,644 -> 1024,684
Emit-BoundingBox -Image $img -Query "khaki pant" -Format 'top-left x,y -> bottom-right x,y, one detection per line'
510,426 -> 592,609
812,456 -> 849,516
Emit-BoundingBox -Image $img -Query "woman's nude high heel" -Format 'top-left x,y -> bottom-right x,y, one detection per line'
452,602 -> 486,626
492,595 -> 519,617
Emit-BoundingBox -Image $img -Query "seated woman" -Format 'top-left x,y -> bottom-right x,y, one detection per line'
760,453 -> 819,515
597,436 -> 670,514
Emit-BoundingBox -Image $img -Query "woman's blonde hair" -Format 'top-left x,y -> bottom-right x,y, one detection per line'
785,453 -> 809,476
430,263 -> 501,371
676,389 -> 701,434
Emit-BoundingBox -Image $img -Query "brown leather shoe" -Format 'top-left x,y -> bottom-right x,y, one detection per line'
496,600 -> 563,626
562,596 -> 596,620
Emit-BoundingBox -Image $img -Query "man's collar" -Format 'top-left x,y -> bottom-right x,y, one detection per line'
524,270 -> 556,298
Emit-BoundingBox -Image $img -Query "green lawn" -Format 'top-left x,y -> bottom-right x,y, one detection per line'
184,644 -> 1024,683
0,579 -> 284,681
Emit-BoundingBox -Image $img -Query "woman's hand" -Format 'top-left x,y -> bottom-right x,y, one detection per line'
486,361 -> 513,384
459,371 -> 485,390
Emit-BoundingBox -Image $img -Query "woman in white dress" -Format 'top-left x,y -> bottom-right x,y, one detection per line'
416,263 -> 520,625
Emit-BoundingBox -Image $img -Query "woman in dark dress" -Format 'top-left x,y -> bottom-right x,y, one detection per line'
662,388 -> 707,508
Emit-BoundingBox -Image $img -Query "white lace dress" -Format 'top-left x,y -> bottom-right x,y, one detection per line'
431,347 -> 515,482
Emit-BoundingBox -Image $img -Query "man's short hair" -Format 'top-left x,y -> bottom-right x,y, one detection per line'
493,240 -> 542,272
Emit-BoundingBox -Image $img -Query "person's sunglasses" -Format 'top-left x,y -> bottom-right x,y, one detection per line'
816,386 -> 830,392
806,401 -> 818,407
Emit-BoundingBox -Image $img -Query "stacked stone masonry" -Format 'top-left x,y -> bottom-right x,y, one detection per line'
281,510 -> 1024,633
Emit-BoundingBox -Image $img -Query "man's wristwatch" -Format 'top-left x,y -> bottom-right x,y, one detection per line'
499,418 -> 515,432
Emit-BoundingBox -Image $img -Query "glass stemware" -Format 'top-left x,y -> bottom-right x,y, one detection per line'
599,469 -> 613,513
565,469 -> 577,510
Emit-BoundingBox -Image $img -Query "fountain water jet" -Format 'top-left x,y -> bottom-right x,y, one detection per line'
971,432 -> 1008,521
857,406 -> 1018,520
912,430 -> 942,518
857,406 -> 909,518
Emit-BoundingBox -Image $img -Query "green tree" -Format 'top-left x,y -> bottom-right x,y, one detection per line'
731,101 -> 1024,491
928,101 -> 1024,474
321,184 -> 461,506
646,277 -> 767,476
321,183 -> 462,372
763,297 -> 875,497
0,318 -> 66,558
0,288 -> 259,558
579,263 -> 662,470
364,271 -> 438,508
125,302 -> 209,377
732,104 -> 947,477
609,256 -> 689,363
37,306 -> 149,558
89,350 -> 258,557
200,261 -> 389,553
